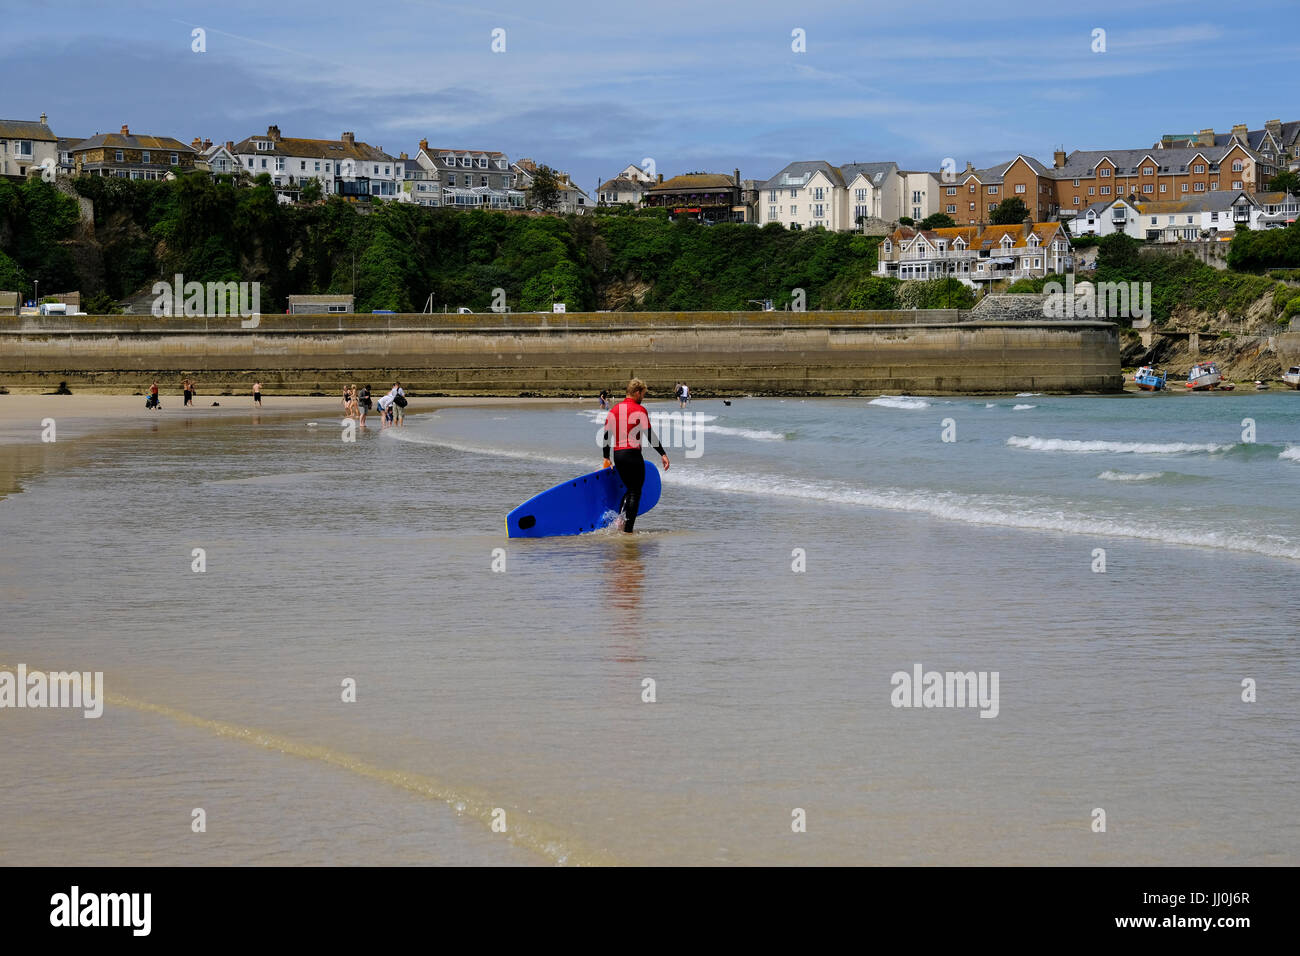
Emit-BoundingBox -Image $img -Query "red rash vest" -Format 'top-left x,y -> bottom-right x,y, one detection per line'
603,398 -> 666,456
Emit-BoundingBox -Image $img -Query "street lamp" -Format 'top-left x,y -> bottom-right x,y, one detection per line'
33,280 -> 38,310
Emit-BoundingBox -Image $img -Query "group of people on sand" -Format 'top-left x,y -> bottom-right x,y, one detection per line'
342,381 -> 407,427
674,381 -> 691,407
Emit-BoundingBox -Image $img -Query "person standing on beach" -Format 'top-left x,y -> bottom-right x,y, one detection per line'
182,379 -> 193,407
599,389 -> 609,410
147,380 -> 161,410
253,381 -> 262,406
358,384 -> 371,426
601,378 -> 670,533
393,381 -> 407,427
375,383 -> 398,428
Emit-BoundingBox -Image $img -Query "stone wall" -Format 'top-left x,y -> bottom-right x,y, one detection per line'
0,311 -> 1123,394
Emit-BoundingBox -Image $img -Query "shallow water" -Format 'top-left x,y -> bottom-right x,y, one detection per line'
2,394 -> 1297,864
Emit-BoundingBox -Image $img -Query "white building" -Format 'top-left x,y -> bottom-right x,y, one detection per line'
756,160 -> 927,231
1068,191 -> 1280,241
0,114 -> 58,177
232,126 -> 399,200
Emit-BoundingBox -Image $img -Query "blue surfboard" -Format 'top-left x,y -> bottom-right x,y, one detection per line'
506,460 -> 662,538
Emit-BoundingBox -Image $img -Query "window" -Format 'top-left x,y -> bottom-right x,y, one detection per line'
913,206 -> 921,219
969,202 -> 975,211
325,162 -> 331,172
946,204 -> 956,214
1232,180 -> 1242,190
912,190 -> 922,203
946,186 -> 956,195
275,158 -> 285,171
856,189 -> 867,201
115,150 -> 124,162
814,203 -> 824,217
1073,178 -> 1080,186
968,184 -> 975,193
481,175 -> 488,187
768,206 -> 777,220
1186,215 -> 1194,224
988,185 -> 999,195
769,190 -> 777,202
461,158 -> 471,167
261,159 -> 267,169
1160,184 -> 1167,193
246,158 -> 254,169
1194,164 -> 1205,173
1143,167 -> 1153,175
1181,183 -> 1188,193
1194,182 -> 1205,191
813,187 -> 824,200
1073,196 -> 1080,205
1100,168 -> 1111,177
1101,186 -> 1110,195
314,161 -> 320,171
1088,186 -> 1095,195
1143,184 -> 1153,193
789,188 -> 797,198
790,205 -> 797,216
1211,212 -> 1219,222
1232,160 -> 1243,172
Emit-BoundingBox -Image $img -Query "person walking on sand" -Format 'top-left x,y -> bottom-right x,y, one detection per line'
253,381 -> 262,407
675,382 -> 684,408
601,378 -> 670,533
146,380 -> 161,410
599,389 -> 609,410
182,378 -> 194,407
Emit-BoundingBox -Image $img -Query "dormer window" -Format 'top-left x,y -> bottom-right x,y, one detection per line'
1001,235 -> 1013,248
1028,235 -> 1040,246
256,140 -> 272,151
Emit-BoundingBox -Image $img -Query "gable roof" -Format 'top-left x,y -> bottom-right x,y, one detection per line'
0,119 -> 57,141
598,176 -> 650,192
758,160 -> 843,190
840,161 -> 898,186
232,133 -> 392,162
75,131 -> 194,153
1056,144 -> 1249,179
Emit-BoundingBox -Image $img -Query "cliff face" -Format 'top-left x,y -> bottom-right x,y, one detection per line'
1121,294 -> 1296,382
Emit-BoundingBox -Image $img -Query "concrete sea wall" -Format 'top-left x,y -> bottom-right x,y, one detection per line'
0,312 -> 1123,395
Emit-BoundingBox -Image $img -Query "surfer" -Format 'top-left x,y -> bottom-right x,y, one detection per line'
601,378 -> 670,532
599,389 -> 609,410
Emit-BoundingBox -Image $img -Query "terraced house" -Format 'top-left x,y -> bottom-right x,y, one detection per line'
876,220 -> 1071,287
757,160 -> 918,231
0,114 -> 57,177
1050,141 -> 1261,216
1156,124 -> 1285,186
71,125 -> 195,179
232,126 -> 398,200
943,156 -> 1057,224
412,141 -> 524,210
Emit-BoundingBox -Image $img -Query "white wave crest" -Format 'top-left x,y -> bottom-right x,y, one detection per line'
1013,404 -> 1037,410
1280,446 -> 1300,463
869,396 -> 930,410
1096,470 -> 1164,482
1008,436 -> 1231,454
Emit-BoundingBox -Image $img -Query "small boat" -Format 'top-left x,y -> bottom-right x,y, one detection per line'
1133,366 -> 1168,390
1255,380 -> 1269,390
1186,361 -> 1222,390
1219,381 -> 1236,391
1283,367 -> 1300,389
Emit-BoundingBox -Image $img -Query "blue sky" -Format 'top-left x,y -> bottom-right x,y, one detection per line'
4,0 -> 1298,190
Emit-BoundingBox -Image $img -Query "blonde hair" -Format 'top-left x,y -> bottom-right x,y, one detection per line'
626,378 -> 646,396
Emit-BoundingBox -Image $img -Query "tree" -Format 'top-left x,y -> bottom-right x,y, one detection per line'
1267,170 -> 1300,194
898,216 -> 914,226
300,179 -> 323,203
530,165 -> 561,211
989,197 -> 1030,224
919,213 -> 956,230
1096,233 -> 1142,278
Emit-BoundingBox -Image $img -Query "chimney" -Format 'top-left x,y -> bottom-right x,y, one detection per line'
204,138 -> 212,149
419,138 -> 428,151
734,167 -> 740,186
1023,216 -> 1034,235
399,152 -> 408,160
341,131 -> 355,146
657,173 -> 663,183
1197,128 -> 1215,147
225,141 -> 234,152
1231,123 -> 1248,145
1053,148 -> 1066,169
120,124 -> 130,136
39,112 -> 47,126
191,137 -> 202,150
1266,118 -> 1282,139
964,161 -> 974,174
268,125 -> 281,141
